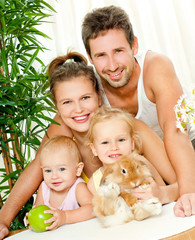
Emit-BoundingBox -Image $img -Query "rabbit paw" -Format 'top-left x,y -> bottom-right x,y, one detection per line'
98,182 -> 120,197
143,197 -> 162,215
133,197 -> 162,221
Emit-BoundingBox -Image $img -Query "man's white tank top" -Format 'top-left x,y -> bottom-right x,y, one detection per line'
97,50 -> 195,141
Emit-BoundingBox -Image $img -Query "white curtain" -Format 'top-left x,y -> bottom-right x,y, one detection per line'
40,0 -> 195,91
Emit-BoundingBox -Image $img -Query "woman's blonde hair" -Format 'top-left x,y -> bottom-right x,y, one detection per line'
86,106 -> 142,154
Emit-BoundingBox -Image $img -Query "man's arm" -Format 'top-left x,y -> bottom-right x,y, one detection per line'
145,52 -> 195,215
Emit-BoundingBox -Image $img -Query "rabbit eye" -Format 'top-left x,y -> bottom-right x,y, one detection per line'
122,168 -> 127,174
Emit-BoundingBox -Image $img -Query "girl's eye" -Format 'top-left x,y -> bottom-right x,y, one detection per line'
119,138 -> 125,142
60,168 -> 66,172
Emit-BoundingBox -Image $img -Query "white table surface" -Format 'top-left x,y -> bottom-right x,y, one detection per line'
7,202 -> 195,240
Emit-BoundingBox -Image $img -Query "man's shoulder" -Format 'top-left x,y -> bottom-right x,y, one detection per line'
145,51 -> 172,69
143,50 -> 174,81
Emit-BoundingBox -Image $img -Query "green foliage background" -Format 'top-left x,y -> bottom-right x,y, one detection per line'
0,0 -> 57,230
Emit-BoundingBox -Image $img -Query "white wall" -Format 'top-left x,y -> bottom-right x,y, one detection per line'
37,0 -> 195,91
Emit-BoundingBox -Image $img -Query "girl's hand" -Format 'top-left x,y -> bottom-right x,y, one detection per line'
44,208 -> 66,230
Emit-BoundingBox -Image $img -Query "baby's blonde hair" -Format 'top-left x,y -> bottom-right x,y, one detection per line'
40,135 -> 82,163
86,106 -> 142,154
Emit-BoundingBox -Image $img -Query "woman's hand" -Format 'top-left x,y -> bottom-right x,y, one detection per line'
132,178 -> 178,205
131,178 -> 164,203
0,223 -> 9,240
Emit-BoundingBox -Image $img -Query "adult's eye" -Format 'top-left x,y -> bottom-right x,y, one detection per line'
116,49 -> 122,53
63,100 -> 71,104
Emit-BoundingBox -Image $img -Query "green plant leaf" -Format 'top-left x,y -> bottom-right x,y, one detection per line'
23,47 -> 40,74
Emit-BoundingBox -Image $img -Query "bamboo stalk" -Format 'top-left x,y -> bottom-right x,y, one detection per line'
10,132 -> 23,174
0,128 -> 14,190
0,194 -> 3,208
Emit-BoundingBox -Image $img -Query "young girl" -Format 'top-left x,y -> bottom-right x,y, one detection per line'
86,106 -> 179,205
32,135 -> 93,230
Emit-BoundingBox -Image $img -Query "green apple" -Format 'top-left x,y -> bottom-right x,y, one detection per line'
28,205 -> 53,232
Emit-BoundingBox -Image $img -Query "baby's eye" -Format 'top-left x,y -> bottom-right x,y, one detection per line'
45,169 -> 51,173
101,141 -> 108,145
59,167 -> 66,172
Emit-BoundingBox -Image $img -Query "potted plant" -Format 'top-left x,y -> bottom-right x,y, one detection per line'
0,0 -> 57,230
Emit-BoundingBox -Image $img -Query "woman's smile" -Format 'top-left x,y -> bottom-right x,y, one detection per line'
72,114 -> 90,123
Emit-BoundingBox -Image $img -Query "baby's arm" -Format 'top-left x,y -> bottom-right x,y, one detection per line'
34,183 -> 44,206
44,182 -> 94,230
26,183 -> 44,228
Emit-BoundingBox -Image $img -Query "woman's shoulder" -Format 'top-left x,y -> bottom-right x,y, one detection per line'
46,113 -> 73,138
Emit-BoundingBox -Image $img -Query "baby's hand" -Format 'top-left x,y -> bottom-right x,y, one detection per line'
26,205 -> 37,229
44,208 -> 66,230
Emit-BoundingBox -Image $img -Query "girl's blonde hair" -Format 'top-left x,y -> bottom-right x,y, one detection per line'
40,135 -> 82,163
86,106 -> 142,154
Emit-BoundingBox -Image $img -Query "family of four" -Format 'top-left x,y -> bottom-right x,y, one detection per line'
0,5 -> 195,239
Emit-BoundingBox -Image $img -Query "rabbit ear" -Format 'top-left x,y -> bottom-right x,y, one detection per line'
131,139 -> 135,151
90,143 -> 98,156
100,166 -> 114,185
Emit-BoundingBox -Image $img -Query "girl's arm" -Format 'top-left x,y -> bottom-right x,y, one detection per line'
87,176 -> 97,195
44,182 -> 94,230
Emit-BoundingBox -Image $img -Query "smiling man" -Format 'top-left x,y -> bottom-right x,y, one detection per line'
82,5 -> 195,217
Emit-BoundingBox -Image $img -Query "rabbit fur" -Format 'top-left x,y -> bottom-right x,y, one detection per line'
92,154 -> 162,227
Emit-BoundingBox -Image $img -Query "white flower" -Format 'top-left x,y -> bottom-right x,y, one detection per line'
174,89 -> 195,133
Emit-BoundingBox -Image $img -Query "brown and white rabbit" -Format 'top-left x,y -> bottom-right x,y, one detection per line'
92,153 -> 162,227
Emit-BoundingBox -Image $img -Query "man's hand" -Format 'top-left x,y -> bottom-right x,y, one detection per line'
0,223 -> 9,240
174,193 -> 195,217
